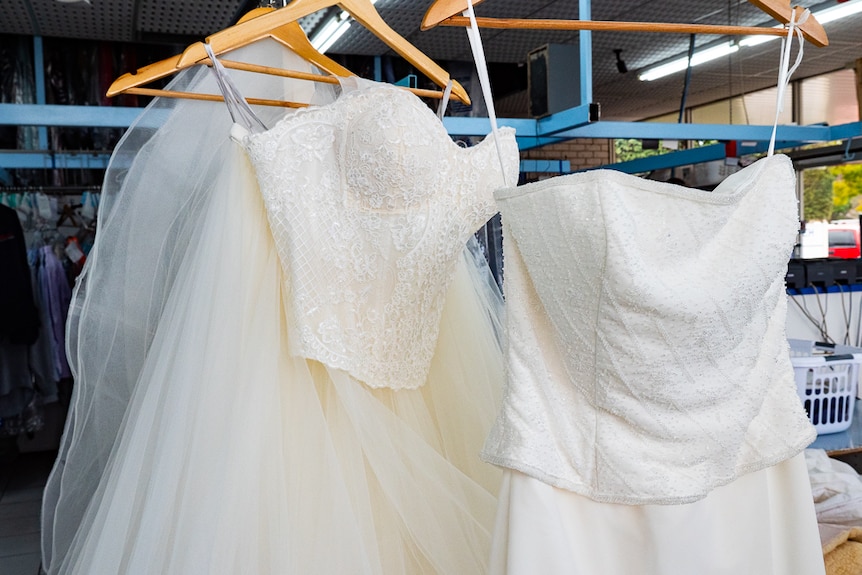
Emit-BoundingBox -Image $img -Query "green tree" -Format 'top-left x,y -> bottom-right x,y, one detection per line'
614,139 -> 660,163
829,164 -> 862,219
803,168 -> 835,221
613,139 -> 719,163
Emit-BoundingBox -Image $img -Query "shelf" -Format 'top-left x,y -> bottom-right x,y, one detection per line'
810,399 -> 862,455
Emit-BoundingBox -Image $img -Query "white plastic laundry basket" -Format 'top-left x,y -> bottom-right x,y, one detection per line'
789,339 -> 861,435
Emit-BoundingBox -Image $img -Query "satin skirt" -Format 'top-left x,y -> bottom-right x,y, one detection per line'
489,453 -> 825,575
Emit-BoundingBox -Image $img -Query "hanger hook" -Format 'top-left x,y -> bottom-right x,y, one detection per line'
844,138 -> 856,162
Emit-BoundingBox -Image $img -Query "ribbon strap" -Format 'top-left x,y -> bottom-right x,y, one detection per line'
464,0 -> 510,187
768,9 -> 808,157
436,79 -> 454,120
204,43 -> 267,132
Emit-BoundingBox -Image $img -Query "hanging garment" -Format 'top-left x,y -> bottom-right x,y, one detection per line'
43,41 -> 519,575
231,74 -> 517,390
27,249 -> 60,405
38,244 -> 72,380
42,44 -> 320,573
0,203 -> 40,426
483,158 -> 824,574
0,342 -> 34,422
0,203 -> 40,346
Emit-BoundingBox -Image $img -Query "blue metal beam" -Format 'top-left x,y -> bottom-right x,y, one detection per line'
553,121 -> 834,141
444,118 -> 858,146
0,152 -> 111,169
442,116 -> 537,138
521,159 -> 571,173
0,104 -> 142,128
373,56 -> 382,82
394,74 -> 417,88
830,122 -> 862,140
597,138 -> 812,174
579,0 -> 592,107
32,37 -> 48,150
603,144 -> 726,174
535,103 -> 594,137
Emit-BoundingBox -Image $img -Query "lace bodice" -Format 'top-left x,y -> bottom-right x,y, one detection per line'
232,77 -> 518,389
481,155 -> 816,504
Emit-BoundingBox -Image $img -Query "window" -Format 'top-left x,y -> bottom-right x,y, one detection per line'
830,230 -> 857,247
799,69 -> 860,127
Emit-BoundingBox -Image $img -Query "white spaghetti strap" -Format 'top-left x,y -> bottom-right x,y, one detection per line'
768,9 -> 808,157
204,43 -> 268,133
464,0 -> 511,187
436,79 -> 454,120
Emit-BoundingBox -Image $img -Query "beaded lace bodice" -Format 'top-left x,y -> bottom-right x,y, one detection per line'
229,77 -> 518,389
481,154 -> 816,504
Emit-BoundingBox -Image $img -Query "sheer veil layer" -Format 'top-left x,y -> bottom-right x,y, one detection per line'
43,41 -> 506,574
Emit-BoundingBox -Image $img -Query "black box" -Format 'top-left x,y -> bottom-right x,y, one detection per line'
785,261 -> 806,289
807,261 -> 833,287
528,43 -> 581,118
832,260 -> 856,284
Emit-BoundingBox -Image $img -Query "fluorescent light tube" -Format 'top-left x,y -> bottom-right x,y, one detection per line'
309,2 -> 378,54
739,33 -> 779,47
310,14 -> 351,53
642,0 -> 862,80
318,20 -> 351,53
817,0 -> 862,24
639,42 -> 738,81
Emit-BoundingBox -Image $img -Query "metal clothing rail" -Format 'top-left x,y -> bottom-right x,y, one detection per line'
0,185 -> 100,195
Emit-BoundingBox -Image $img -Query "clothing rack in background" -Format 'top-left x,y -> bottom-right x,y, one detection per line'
1,186 -> 100,196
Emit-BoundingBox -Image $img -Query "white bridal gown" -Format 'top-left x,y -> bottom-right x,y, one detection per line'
483,155 -> 825,574
42,42 -> 519,574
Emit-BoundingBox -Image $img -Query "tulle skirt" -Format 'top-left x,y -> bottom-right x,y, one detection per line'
52,144 -> 504,574
489,453 -> 825,575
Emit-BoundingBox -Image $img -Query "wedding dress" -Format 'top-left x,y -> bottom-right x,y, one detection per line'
42,41 -> 519,574
483,157 -> 825,574
433,6 -> 825,570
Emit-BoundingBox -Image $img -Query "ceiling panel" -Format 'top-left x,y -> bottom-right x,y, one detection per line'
472,0 -> 560,18
30,0 -> 135,42
334,6 -> 427,54
137,0 -> 245,37
0,0 -> 37,36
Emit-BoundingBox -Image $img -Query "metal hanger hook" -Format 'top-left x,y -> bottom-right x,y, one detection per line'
844,138 -> 857,162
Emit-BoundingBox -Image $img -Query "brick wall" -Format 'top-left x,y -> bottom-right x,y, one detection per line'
521,138 -> 614,178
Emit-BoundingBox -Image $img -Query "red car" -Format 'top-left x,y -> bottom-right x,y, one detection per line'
828,224 -> 861,259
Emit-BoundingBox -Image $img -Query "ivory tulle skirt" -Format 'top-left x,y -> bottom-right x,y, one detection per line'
48,146 -> 504,574
489,453 -> 825,575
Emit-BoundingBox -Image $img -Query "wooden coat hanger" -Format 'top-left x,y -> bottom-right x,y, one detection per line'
107,7 -> 353,107
109,6 -> 458,106
56,203 -> 82,228
421,0 -> 828,47
177,0 -> 471,105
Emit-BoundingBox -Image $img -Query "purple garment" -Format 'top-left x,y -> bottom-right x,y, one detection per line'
39,245 -> 72,380
28,249 -> 60,404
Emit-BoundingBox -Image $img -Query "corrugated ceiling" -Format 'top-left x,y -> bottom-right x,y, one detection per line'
0,0 -> 859,121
